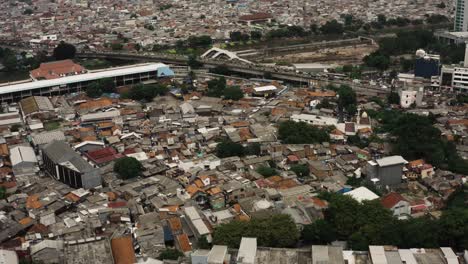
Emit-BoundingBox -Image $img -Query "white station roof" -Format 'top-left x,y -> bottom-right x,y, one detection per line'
253,85 -> 278,92
0,63 -> 168,95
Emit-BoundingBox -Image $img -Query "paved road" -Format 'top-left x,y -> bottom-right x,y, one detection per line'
77,51 -> 389,96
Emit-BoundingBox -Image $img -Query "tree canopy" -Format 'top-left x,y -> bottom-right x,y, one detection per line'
53,41 -> 76,60
387,92 -> 400,105
215,141 -> 261,158
187,35 -> 212,48
215,140 -> 244,158
256,166 -> 278,177
375,110 -> 468,174
278,121 -> 330,144
123,83 -> 168,101
290,164 -> 310,177
223,86 -> 244,100
337,85 -> 357,116
85,78 -> 116,98
207,77 -> 227,97
320,20 -> 344,35
0,186 -> 6,199
304,192 -> 468,251
114,157 -> 143,180
158,249 -> 184,260
213,214 -> 299,248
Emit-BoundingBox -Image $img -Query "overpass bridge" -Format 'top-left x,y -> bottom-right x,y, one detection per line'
76,52 -> 389,96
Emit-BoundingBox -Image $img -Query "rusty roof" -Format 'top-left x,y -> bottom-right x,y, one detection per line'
176,234 -> 192,252
111,236 -> 136,264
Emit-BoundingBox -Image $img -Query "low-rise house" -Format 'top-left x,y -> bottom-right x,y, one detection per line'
10,146 -> 38,176
381,192 -> 411,219
19,96 -> 55,120
308,160 -> 332,180
30,239 -> 64,263
344,186 -> 379,203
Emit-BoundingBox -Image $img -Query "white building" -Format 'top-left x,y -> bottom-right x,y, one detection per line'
237,237 -> 257,264
290,114 -> 338,126
399,90 -> 419,108
455,0 -> 468,31
178,154 -> 221,172
381,192 -> 411,220
10,145 -> 38,176
344,186 -> 379,203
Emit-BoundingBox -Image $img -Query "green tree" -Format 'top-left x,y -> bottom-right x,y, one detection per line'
86,82 -> 102,98
23,8 -> 33,15
438,208 -> 468,250
2,53 -> 18,71
316,99 -> 332,109
250,31 -> 262,40
207,77 -> 227,97
125,84 -> 168,100
302,219 -> 337,244
114,157 -> 143,180
387,92 -> 400,105
363,52 -> 390,71
426,14 -> 449,24
278,121 -> 330,144
343,14 -> 354,26
223,86 -> 243,100
244,142 -> 261,156
256,166 -> 277,177
377,14 -> 387,25
399,217 -> 440,248
99,78 -> 116,93
230,31 -> 243,42
320,20 -> 344,35
187,55 -> 203,69
198,236 -> 211,249
211,65 -> 230,75
187,35 -> 212,48
53,41 -> 76,60
290,164 -> 310,177
216,140 -> 244,158
337,85 -> 357,116
158,249 -> 184,260
213,214 -> 299,248
0,186 -> 6,199
111,43 -> 124,51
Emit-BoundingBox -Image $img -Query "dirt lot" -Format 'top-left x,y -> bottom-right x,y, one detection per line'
261,44 -> 378,65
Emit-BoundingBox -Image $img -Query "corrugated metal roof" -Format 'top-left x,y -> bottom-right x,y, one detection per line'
238,237 -> 257,264
42,141 -> 95,174
10,146 -> 37,166
376,156 -> 408,167
32,130 -> 66,145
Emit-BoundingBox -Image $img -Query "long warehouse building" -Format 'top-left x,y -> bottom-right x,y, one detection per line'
0,63 -> 174,102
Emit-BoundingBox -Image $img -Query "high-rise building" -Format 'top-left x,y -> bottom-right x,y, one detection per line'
455,0 -> 468,31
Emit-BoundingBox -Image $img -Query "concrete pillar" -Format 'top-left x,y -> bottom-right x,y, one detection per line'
464,42 -> 468,67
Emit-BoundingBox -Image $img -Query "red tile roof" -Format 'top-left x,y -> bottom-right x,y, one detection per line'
85,147 -> 124,165
381,192 -> 407,209
30,60 -> 85,80
108,201 -> 128,208
345,122 -> 356,133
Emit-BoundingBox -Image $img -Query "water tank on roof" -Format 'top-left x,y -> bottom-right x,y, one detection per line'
254,199 -> 272,211
416,49 -> 426,58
